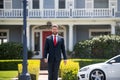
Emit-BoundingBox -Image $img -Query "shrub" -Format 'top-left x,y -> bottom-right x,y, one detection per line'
0,60 -> 22,70
72,59 -> 106,68
0,42 -> 33,59
0,42 -> 23,59
18,60 -> 40,80
74,35 -> 120,59
60,60 -> 79,80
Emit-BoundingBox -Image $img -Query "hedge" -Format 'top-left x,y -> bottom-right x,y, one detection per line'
0,42 -> 33,59
18,60 -> 40,80
74,35 -> 120,59
60,60 -> 79,80
72,59 -> 106,68
0,59 -> 40,71
0,60 -> 22,70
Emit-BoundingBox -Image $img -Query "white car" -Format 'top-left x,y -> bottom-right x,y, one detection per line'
77,55 -> 120,80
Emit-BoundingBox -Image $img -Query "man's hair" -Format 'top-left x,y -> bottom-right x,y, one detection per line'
52,24 -> 58,28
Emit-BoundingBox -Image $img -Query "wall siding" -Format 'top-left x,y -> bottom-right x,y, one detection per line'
76,25 -> 110,42
0,25 -> 22,43
12,0 -> 22,9
74,0 -> 85,8
118,0 -> 120,11
43,0 -> 54,9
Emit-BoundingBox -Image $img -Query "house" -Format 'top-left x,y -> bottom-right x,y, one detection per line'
0,0 -> 120,59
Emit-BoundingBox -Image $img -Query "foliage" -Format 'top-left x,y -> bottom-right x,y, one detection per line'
0,42 -> 33,59
0,42 -> 23,59
0,60 -> 22,70
72,59 -> 106,68
74,35 -> 120,59
60,60 -> 79,80
18,60 -> 40,80
0,71 -> 18,80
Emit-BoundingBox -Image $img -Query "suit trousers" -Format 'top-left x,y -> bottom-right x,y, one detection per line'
48,58 -> 61,80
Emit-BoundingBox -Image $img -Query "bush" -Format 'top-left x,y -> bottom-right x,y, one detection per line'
72,59 -> 106,68
60,60 -> 79,80
0,42 -> 33,59
18,60 -> 40,80
0,60 -> 22,70
74,35 -> 120,59
0,42 -> 23,59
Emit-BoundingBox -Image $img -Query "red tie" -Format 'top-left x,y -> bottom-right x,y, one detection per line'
54,35 -> 57,46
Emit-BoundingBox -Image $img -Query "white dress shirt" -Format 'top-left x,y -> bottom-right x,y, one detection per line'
52,34 -> 58,42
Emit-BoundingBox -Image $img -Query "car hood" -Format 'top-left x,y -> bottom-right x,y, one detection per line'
82,62 -> 106,69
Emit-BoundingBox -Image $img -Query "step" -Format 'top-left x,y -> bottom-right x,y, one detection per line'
39,70 -> 48,75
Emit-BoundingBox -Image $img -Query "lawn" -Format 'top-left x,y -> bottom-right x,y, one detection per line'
0,71 -> 18,80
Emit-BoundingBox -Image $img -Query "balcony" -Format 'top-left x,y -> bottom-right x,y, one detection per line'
0,8 -> 117,18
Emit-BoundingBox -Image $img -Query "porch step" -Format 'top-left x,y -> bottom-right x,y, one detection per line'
39,70 -> 48,75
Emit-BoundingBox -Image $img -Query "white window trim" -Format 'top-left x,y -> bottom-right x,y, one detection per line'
0,29 -> 9,42
89,29 -> 111,38
109,0 -> 117,12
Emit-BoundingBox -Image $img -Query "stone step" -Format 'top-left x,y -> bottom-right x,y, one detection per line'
39,70 -> 48,75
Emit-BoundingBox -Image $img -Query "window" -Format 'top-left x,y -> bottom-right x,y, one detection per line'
94,0 -> 108,8
34,32 -> 40,51
113,56 -> 120,63
59,0 -> 65,9
33,0 -> 39,9
0,0 -> 3,9
89,29 -> 111,38
0,30 -> 9,45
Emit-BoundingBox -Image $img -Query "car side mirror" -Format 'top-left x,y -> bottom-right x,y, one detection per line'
108,60 -> 116,64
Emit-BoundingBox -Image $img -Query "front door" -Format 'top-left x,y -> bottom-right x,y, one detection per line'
42,31 -> 52,57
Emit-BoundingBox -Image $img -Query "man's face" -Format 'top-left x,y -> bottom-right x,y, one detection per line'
52,27 -> 58,35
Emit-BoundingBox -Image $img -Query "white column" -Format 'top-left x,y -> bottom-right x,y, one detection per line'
55,0 -> 58,9
40,0 -> 43,17
40,0 -> 43,9
26,24 -> 30,50
69,24 -> 73,51
111,23 -> 116,34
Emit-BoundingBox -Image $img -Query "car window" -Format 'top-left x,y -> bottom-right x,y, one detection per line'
113,56 -> 120,63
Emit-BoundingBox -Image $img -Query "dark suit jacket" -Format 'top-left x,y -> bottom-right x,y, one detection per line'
44,35 -> 67,62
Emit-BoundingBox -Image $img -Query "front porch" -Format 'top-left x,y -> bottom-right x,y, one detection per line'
0,18 -> 118,59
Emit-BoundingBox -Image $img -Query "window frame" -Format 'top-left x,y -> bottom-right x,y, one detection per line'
89,29 -> 111,38
0,29 -> 9,44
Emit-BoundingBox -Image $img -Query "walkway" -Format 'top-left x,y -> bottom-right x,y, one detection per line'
12,70 -> 62,80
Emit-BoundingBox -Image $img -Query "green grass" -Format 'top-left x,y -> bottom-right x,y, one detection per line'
0,71 -> 18,80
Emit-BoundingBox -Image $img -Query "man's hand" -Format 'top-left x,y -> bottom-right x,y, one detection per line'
64,60 -> 67,65
44,59 -> 48,63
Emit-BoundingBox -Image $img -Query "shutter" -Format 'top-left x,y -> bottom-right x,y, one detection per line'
85,0 -> 93,9
4,0 -> 12,9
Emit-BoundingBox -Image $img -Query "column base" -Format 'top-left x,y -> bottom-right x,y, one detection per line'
19,73 -> 31,80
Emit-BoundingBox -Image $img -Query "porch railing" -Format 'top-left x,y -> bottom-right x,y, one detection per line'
72,8 -> 113,17
0,8 -> 115,18
0,9 -> 23,18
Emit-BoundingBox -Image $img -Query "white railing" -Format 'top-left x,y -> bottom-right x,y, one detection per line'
0,8 -> 114,18
72,8 -> 112,17
0,9 -> 23,17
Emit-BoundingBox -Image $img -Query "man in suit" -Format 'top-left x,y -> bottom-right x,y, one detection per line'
44,24 -> 67,80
